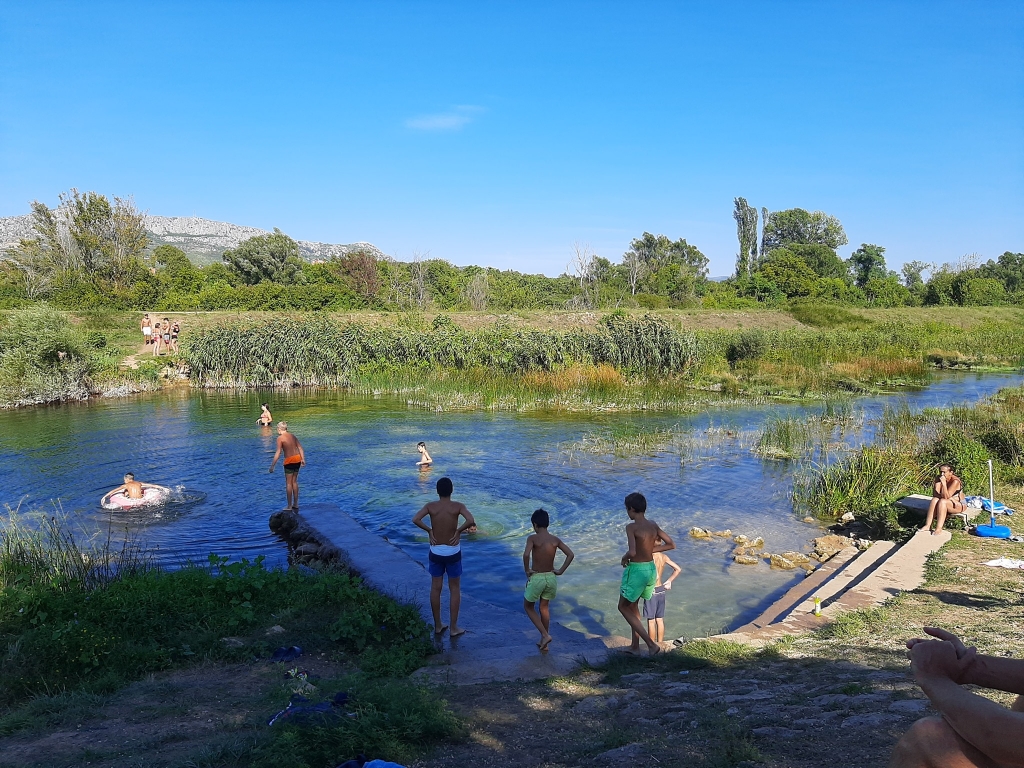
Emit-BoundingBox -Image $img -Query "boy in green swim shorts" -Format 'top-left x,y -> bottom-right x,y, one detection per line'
522,508 -> 575,651
618,492 -> 675,655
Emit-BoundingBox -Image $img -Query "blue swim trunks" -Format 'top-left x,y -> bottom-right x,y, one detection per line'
427,550 -> 463,579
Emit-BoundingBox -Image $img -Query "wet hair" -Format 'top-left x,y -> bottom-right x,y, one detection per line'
124,472 -> 135,481
417,441 -> 426,448
436,477 -> 453,497
278,421 -> 288,430
940,463 -> 953,471
624,492 -> 647,514
262,403 -> 268,408
531,508 -> 549,528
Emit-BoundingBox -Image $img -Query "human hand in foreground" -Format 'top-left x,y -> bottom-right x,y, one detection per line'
664,581 -> 673,590
908,627 -> 977,685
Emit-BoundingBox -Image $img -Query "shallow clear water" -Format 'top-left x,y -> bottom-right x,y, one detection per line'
1,372 -> 1021,640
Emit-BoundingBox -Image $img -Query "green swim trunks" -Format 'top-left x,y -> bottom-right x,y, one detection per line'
620,560 -> 657,603
524,572 -> 557,602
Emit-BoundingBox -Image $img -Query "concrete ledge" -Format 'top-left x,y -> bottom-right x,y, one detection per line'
293,503 -> 611,684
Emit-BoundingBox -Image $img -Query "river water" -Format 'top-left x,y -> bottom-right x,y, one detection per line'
1,372 -> 1021,641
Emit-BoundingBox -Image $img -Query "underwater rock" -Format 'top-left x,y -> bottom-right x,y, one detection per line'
732,546 -> 748,556
748,536 -> 765,549
733,534 -> 749,544
689,527 -> 712,539
734,554 -> 760,565
712,530 -> 733,538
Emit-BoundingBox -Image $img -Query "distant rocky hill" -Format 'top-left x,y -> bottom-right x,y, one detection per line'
0,213 -> 385,265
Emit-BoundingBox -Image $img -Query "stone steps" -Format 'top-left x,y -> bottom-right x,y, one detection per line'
720,529 -> 950,645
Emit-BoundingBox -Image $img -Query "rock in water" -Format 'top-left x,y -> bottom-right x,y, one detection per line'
712,529 -> 732,537
734,554 -> 760,565
779,551 -> 810,564
813,534 -> 853,559
733,534 -> 749,544
769,554 -> 797,569
748,536 -> 765,549
689,527 -> 712,539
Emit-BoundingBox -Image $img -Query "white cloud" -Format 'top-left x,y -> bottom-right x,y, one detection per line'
405,105 -> 483,132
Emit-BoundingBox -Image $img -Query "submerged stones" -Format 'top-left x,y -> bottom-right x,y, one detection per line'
689,527 -> 712,539
768,554 -> 797,569
734,554 -> 760,565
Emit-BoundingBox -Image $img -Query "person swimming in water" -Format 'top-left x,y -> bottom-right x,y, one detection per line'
103,473 -> 165,501
258,403 -> 273,426
417,441 -> 433,467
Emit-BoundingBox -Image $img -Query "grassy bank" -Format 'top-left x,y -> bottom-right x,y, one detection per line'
2,305 -> 1022,410
793,385 -> 1024,537
179,308 -> 1024,411
0,513 -> 461,766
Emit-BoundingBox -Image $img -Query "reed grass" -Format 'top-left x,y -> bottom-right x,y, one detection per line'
794,385 -> 1024,537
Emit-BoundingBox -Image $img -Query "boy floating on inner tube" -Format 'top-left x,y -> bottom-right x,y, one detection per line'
103,473 -> 166,502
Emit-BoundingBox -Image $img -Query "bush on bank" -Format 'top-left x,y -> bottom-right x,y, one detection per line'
795,386 -> 1024,538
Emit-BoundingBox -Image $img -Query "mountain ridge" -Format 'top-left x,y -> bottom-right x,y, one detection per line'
0,213 -> 385,265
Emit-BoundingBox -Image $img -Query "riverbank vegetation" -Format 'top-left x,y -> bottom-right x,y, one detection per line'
3,190 -> 1023,313
793,385 -> 1024,537
180,310 -> 1024,410
0,513 -> 459,765
3,304 -> 1022,410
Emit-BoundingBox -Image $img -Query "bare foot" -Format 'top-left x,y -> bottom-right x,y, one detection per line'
932,530 -> 944,536
433,625 -> 449,635
647,644 -> 662,656
618,647 -> 642,656
538,634 -> 553,651
450,627 -> 467,638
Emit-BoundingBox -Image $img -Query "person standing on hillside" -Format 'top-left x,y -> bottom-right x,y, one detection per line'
269,422 -> 306,510
140,314 -> 152,346
413,477 -> 476,638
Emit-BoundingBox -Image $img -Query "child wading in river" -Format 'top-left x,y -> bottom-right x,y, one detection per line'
522,508 -> 574,651
618,491 -> 675,655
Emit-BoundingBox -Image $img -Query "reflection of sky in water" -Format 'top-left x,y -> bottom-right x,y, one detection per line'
1,371 -> 1021,640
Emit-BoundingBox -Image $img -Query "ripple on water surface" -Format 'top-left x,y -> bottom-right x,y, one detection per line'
1,372 -> 1021,640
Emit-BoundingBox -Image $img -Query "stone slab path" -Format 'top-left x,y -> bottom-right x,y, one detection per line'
298,503 -> 612,684
722,529 -> 951,645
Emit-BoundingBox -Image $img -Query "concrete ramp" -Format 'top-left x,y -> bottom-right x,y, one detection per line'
296,503 -> 611,684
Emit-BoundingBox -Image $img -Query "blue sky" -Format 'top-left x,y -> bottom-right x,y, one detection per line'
1,2 -> 1021,277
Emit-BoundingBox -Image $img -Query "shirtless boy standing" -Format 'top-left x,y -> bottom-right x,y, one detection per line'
644,551 -> 681,644
412,477 -> 476,637
522,508 -> 575,651
269,422 -> 306,510
618,491 -> 675,655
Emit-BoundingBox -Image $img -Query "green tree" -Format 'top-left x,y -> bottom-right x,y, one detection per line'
732,198 -> 759,277
900,260 -> 930,291
154,245 -> 202,293
978,252 -> 1024,293
864,275 -> 911,307
222,229 -> 304,285
761,208 -> 847,254
4,190 -> 148,293
787,243 -> 849,281
848,243 -> 888,289
758,251 -> 818,297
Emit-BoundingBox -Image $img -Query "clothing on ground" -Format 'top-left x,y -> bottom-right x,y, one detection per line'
427,549 -> 463,578
620,560 -> 658,603
643,585 -> 667,619
525,571 -> 557,602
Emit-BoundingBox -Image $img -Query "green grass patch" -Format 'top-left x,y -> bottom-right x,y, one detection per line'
789,302 -> 874,329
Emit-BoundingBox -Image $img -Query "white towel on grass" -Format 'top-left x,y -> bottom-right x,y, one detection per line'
983,557 -> 1024,569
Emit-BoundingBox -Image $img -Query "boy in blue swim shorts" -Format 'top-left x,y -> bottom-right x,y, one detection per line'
618,492 -> 675,655
522,508 -> 575,651
413,477 -> 476,638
